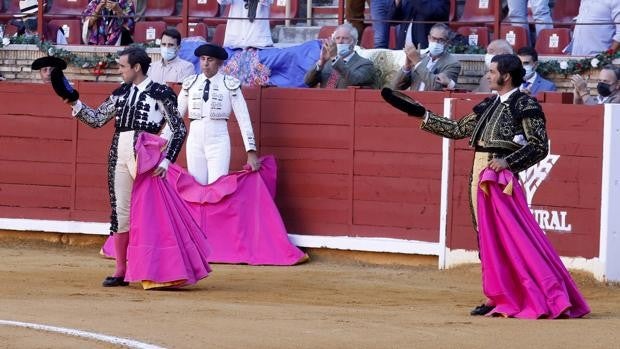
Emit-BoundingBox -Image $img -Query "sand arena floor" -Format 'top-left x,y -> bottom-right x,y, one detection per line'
1,239 -> 619,349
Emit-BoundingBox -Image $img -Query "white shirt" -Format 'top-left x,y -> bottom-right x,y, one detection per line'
572,0 -> 620,56
148,56 -> 196,84
218,0 -> 274,49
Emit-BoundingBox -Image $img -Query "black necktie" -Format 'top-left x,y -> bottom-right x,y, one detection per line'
129,86 -> 139,106
203,79 -> 210,102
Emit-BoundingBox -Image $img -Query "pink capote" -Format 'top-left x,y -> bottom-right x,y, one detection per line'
103,133 -> 306,266
123,133 -> 212,286
477,168 -> 590,319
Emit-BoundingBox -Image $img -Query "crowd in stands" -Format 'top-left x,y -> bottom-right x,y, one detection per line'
1,0 -> 619,104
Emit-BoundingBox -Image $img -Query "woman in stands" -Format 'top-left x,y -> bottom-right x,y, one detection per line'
82,0 -> 135,45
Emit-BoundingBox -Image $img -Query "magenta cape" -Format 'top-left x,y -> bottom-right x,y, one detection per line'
124,133 -> 212,286
103,133 -> 306,266
477,169 -> 590,319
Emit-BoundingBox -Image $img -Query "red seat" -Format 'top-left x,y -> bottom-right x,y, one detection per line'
459,0 -> 497,24
133,21 -> 167,43
0,0 -> 22,21
500,25 -> 528,50
552,0 -> 580,28
535,28 -> 571,55
269,0 -> 297,27
457,26 -> 489,47
317,25 -> 336,40
143,0 -> 176,18
176,22 -> 207,39
204,4 -> 228,26
211,23 -> 226,46
46,19 -> 81,44
187,0 -> 218,18
360,25 -> 397,49
46,0 -> 89,17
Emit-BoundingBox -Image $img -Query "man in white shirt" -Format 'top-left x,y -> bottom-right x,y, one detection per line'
218,0 -> 273,49
571,0 -> 620,56
148,28 -> 196,84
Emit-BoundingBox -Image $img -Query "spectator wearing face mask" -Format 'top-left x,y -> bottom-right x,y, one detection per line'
304,23 -> 377,89
391,23 -> 461,92
474,39 -> 514,93
516,46 -> 556,97
148,29 -> 196,84
571,65 -> 620,104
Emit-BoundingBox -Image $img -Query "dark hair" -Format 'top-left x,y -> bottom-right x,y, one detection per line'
602,64 -> 620,81
161,28 -> 182,46
491,54 -> 525,87
516,46 -> 538,62
117,46 -> 151,75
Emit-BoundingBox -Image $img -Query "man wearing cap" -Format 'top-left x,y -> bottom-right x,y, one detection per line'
162,43 -> 259,185
31,56 -> 66,83
67,46 -> 187,287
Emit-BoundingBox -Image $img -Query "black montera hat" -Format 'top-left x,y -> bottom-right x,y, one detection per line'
194,44 -> 228,60
31,56 -> 67,70
381,88 -> 427,117
50,68 -> 79,102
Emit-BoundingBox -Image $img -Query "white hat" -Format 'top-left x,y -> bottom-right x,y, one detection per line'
14,0 -> 39,17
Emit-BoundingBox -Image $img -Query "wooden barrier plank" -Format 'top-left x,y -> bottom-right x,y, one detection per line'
76,163 -> 108,188
261,99 -> 353,125
261,123 -> 351,149
0,160 -> 72,187
354,176 -> 440,204
355,126 -> 442,153
353,200 -> 439,229
70,210 -> 109,223
76,139 -> 112,164
261,87 -> 353,101
277,173 -> 349,200
276,197 -> 350,225
0,206 -> 71,220
0,137 -> 73,163
261,147 -> 351,175
0,184 -> 71,208
351,225 -> 439,242
75,186 -> 109,211
0,115 -> 74,140
354,151 -> 441,178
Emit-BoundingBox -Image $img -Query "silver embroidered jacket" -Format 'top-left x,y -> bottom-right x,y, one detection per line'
73,80 -> 187,162
421,90 -> 549,173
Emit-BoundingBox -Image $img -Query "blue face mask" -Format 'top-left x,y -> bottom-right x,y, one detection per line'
427,41 -> 445,56
336,43 -> 352,57
160,46 -> 177,62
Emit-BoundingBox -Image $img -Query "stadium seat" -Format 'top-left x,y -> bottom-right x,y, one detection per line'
317,25 -> 336,40
535,28 -> 571,55
204,4 -> 228,26
0,0 -> 22,22
457,26 -> 489,47
133,21 -> 167,44
552,0 -> 580,28
187,0 -> 218,18
46,0 -> 89,17
459,0 -> 497,24
269,0 -> 297,27
500,25 -> 528,49
143,0 -> 176,18
46,19 -> 81,44
360,25 -> 397,49
176,22 -> 207,40
211,23 -> 226,46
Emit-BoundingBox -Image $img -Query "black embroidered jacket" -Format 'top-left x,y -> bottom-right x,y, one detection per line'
421,90 -> 549,173
73,80 -> 187,162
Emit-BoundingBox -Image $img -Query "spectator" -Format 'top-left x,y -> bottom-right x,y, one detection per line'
389,0 -> 450,50
571,0 -> 620,56
571,65 -> 620,104
504,0 -> 552,44
218,0 -> 273,49
304,23 -> 377,89
392,23 -> 460,91
475,39 -> 514,92
148,29 -> 196,84
516,46 -> 556,96
9,0 -> 67,43
82,0 -> 135,45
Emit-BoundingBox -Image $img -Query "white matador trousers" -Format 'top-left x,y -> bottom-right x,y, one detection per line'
186,118 -> 231,185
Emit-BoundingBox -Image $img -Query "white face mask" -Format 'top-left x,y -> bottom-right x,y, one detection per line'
484,54 -> 494,69
160,46 -> 177,62
523,64 -> 535,80
428,41 -> 445,56
336,43 -> 352,57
